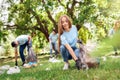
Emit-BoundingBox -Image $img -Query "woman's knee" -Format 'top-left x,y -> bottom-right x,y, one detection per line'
74,49 -> 80,58
60,45 -> 66,52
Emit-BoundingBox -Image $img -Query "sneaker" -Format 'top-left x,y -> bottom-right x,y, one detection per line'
50,55 -> 53,58
49,57 -> 54,62
54,54 -> 58,58
23,63 -> 31,68
63,63 -> 69,70
21,62 -> 25,66
75,59 -> 82,70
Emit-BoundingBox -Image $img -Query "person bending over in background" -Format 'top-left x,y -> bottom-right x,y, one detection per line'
11,35 -> 32,66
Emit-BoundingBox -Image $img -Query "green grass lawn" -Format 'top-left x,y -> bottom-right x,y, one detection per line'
0,54 -> 120,80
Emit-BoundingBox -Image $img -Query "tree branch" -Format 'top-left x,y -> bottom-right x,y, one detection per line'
57,0 -> 66,7
46,10 -> 57,28
4,24 -> 18,29
42,1 -> 58,32
67,0 -> 78,19
29,8 -> 49,41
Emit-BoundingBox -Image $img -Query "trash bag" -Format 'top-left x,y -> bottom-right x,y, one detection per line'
7,66 -> 20,74
26,48 -> 37,63
0,65 -> 10,70
77,40 -> 100,69
86,58 -> 100,68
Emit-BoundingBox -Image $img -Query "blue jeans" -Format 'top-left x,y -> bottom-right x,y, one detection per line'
50,42 -> 58,56
19,40 -> 32,62
60,45 -> 80,62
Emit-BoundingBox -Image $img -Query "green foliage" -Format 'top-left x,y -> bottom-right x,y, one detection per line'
73,0 -> 97,24
0,0 -> 120,52
0,21 -> 3,26
0,32 -> 15,56
0,30 -> 9,42
92,32 -> 120,57
5,0 -> 115,40
78,27 -> 91,43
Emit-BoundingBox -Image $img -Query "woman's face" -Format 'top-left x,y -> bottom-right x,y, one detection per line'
115,21 -> 120,30
61,17 -> 69,31
53,31 -> 56,34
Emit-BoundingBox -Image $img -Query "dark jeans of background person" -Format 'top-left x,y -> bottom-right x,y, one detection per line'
50,42 -> 58,57
19,40 -> 32,63
60,45 -> 80,62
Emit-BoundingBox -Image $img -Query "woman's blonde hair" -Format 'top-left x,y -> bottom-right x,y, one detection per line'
58,15 -> 72,51
113,20 -> 120,31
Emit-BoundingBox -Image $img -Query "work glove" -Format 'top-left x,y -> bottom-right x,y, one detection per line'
15,60 -> 18,66
28,40 -> 32,48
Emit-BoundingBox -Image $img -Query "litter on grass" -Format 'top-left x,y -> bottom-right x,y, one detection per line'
7,66 -> 20,74
48,57 -> 61,63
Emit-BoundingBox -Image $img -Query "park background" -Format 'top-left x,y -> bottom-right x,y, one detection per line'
0,0 -> 120,80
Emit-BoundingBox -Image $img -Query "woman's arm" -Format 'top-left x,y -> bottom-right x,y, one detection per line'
64,44 -> 78,61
